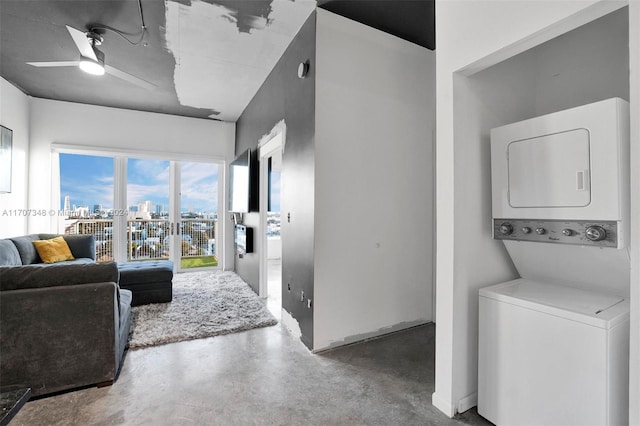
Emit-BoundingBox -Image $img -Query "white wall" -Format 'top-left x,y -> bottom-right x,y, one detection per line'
0,78 -> 30,238
314,10 -> 435,351
27,98 -> 236,268
434,0 -> 636,418
628,3 -> 640,424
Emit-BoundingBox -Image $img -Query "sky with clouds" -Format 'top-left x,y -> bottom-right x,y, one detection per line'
60,154 -> 280,213
60,154 -> 220,213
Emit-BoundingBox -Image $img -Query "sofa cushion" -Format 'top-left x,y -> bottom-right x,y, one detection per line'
33,236 -> 75,264
0,240 -> 21,266
21,258 -> 95,268
9,234 -> 42,265
0,261 -> 119,291
39,234 -> 96,261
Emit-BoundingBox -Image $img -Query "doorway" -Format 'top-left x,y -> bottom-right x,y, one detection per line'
259,128 -> 283,317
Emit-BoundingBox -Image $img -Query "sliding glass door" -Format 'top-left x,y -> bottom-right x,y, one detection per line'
59,152 -> 221,270
177,161 -> 219,271
126,157 -> 173,263
59,152 -> 116,260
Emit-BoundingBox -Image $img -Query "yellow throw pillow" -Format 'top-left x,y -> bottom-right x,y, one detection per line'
33,236 -> 75,264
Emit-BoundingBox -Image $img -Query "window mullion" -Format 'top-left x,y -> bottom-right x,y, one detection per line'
113,157 -> 128,262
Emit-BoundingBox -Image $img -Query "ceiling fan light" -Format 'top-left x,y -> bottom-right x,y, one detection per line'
79,50 -> 105,76
79,58 -> 105,75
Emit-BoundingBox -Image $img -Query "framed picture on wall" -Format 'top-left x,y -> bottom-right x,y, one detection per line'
0,125 -> 12,193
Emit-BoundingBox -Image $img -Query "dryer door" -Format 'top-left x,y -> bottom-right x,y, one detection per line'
508,128 -> 591,208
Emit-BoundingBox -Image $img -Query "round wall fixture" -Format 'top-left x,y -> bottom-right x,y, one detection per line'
298,60 -> 310,78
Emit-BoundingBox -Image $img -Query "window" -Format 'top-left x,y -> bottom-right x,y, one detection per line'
58,152 -> 221,269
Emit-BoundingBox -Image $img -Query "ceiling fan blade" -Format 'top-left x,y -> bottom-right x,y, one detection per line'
104,65 -> 155,90
27,61 -> 80,67
66,25 -> 97,61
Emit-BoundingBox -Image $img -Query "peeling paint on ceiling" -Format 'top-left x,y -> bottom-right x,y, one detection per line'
208,0 -> 274,33
164,0 -> 315,121
168,0 -> 276,33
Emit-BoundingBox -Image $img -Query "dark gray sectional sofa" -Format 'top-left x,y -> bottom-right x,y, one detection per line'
0,234 -> 132,396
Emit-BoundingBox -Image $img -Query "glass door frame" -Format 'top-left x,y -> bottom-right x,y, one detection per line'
171,160 -> 223,273
51,144 -> 226,271
258,122 -> 285,299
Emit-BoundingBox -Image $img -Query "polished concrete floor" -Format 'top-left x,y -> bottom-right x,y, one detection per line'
13,322 -> 491,425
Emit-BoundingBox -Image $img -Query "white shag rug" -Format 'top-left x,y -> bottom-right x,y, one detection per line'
128,270 -> 277,349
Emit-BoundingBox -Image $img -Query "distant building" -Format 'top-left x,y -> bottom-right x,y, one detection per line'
206,239 -> 216,255
138,200 -> 153,213
76,206 -> 90,217
128,210 -> 151,220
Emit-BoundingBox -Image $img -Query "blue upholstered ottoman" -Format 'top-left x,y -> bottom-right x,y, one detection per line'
117,260 -> 173,306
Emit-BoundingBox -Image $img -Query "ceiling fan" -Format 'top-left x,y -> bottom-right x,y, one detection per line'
26,25 -> 155,90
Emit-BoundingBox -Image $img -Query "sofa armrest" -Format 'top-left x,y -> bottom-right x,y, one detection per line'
0,282 -> 121,396
0,261 -> 118,291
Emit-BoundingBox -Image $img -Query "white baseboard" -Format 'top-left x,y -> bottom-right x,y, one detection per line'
458,392 -> 477,413
432,392 -> 456,418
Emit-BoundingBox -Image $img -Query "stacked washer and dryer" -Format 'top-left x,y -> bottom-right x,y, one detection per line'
478,98 -> 631,426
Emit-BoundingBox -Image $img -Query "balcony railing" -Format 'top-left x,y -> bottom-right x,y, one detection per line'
64,218 -> 218,268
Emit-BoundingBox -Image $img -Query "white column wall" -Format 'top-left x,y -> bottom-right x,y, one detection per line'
0,78 -> 30,238
628,3 -> 640,424
27,98 -> 236,268
434,0 -> 634,417
314,10 -> 435,351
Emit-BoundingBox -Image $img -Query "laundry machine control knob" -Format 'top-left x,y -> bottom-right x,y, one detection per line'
535,228 -> 546,235
521,227 -> 532,234
585,225 -> 607,241
562,229 -> 574,236
499,223 -> 514,235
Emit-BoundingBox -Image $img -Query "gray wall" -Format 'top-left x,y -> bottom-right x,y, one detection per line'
235,12 -> 316,349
